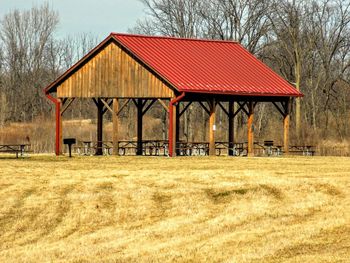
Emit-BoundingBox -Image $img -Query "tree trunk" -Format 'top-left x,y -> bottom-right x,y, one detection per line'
295,55 -> 301,141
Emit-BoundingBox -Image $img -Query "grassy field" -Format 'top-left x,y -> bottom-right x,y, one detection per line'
0,155 -> 350,262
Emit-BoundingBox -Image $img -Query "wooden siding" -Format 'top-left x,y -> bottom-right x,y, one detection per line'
57,42 -> 174,98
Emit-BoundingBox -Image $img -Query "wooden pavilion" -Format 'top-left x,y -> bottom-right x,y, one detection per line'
44,33 -> 302,157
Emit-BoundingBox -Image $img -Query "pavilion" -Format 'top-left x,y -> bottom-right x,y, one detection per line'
44,33 -> 302,157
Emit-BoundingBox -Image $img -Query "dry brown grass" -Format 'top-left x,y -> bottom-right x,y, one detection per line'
0,155 -> 350,262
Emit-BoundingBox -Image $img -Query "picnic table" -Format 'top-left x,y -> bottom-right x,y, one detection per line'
252,141 -> 282,156
73,140 -> 169,156
70,139 -> 316,157
0,144 -> 31,158
142,140 -> 168,156
289,145 -> 316,156
118,140 -> 169,156
73,140 -> 113,155
176,141 -> 208,156
176,141 -> 246,156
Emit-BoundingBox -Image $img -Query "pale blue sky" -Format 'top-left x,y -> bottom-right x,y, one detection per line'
0,0 -> 145,40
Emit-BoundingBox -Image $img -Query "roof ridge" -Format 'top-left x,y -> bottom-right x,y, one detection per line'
110,32 -> 239,44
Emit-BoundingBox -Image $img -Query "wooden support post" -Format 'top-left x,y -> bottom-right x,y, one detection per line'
168,103 -> 177,157
173,104 -> 178,156
58,99 -> 63,155
168,93 -> 185,157
284,99 -> 291,155
247,101 -> 254,157
136,99 -> 143,155
113,98 -> 119,155
175,103 -> 180,155
228,101 -> 235,156
96,98 -> 103,155
209,98 -> 216,156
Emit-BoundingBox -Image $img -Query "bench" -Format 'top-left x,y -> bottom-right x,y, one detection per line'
0,144 -> 31,158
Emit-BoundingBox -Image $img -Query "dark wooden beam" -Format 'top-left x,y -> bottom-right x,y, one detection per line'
217,102 -> 229,116
92,98 -> 99,107
236,101 -> 249,116
113,98 -> 119,155
228,101 -> 235,156
142,99 -> 157,116
272,101 -> 286,117
96,99 -> 103,155
142,99 -> 148,108
179,101 -> 192,117
198,101 -> 210,115
136,99 -> 143,155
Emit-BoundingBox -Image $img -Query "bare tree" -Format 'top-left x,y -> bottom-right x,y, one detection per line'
0,43 -> 5,126
0,3 -> 59,122
199,0 -> 271,53
267,0 -> 308,141
133,0 -> 204,37
306,0 -> 350,133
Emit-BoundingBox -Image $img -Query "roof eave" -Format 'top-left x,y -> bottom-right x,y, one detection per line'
179,88 -> 303,97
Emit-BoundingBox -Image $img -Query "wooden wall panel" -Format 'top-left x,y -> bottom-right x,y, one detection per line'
57,42 -> 174,98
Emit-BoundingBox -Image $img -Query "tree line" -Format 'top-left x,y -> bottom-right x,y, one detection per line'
133,0 -> 350,141
0,4 -> 98,126
0,0 -> 350,145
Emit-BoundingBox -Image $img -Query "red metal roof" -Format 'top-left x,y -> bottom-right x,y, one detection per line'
112,33 -> 302,97
45,33 -> 302,97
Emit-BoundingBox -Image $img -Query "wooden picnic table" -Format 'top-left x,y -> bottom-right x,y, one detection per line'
0,144 -> 31,158
289,145 -> 316,156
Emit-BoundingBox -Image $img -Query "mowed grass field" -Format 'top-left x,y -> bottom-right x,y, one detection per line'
0,155 -> 350,262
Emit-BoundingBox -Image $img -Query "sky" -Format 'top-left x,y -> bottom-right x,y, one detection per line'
0,0 -> 145,40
